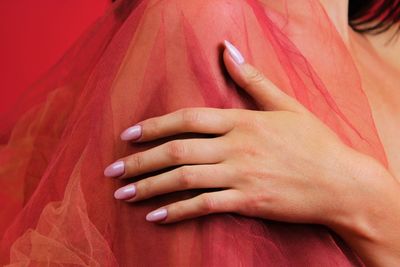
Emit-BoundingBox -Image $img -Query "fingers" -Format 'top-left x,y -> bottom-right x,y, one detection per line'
120,108 -> 235,142
223,40 -> 306,113
114,164 -> 235,202
104,138 -> 227,178
145,189 -> 244,223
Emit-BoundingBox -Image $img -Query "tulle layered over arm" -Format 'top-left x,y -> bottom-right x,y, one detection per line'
0,0 -> 386,266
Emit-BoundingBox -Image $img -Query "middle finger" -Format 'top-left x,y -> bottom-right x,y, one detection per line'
105,137 -> 228,179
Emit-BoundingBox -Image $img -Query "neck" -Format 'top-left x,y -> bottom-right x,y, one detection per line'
318,1 -> 400,73
365,27 -> 400,73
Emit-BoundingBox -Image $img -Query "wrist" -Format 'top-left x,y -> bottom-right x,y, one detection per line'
329,149 -> 392,238
327,148 -> 400,265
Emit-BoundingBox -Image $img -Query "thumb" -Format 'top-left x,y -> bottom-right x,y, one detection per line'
223,40 -> 303,112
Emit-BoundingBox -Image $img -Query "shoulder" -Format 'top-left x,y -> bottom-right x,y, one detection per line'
143,0 -> 257,22
136,0 -> 266,44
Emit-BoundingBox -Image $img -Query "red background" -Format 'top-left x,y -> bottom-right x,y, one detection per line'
0,1 -> 112,115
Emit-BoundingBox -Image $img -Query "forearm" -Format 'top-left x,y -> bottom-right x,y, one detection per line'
330,150 -> 400,266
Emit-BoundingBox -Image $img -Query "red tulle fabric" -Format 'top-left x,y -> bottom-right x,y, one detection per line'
0,0 -> 387,266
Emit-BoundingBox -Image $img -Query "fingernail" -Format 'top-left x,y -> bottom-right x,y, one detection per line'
104,161 -> 125,177
224,40 -> 245,65
120,125 -> 142,141
146,208 -> 168,222
114,184 -> 136,200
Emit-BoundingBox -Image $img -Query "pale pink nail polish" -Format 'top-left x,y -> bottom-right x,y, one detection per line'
104,161 -> 125,177
146,208 -> 168,222
114,184 -> 136,200
120,125 -> 142,141
224,40 -> 245,65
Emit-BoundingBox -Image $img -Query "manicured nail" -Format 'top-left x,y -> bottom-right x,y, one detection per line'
104,161 -> 125,177
120,125 -> 142,141
146,208 -> 168,222
114,184 -> 136,200
224,40 -> 245,65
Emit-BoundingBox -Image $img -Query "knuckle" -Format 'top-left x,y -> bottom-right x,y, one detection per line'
247,193 -> 263,208
244,195 -> 262,216
246,69 -> 265,86
130,154 -> 144,172
146,119 -> 160,136
178,167 -> 195,188
171,203 -> 185,220
232,140 -> 260,158
180,108 -> 201,128
167,141 -> 187,163
242,146 -> 260,158
237,166 -> 265,184
237,166 -> 253,180
200,194 -> 216,214
240,115 -> 264,131
137,180 -> 152,198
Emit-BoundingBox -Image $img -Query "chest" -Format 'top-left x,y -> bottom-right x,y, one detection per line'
359,63 -> 400,178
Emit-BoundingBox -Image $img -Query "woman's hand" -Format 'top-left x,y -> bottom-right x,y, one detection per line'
104,40 -> 400,266
104,40 -> 391,229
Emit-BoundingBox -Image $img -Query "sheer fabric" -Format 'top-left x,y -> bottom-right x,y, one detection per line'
0,0 -> 387,265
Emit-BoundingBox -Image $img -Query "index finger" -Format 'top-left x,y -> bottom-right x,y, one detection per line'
121,108 -> 235,142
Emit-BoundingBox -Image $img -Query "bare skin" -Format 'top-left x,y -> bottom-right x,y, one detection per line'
104,1 -> 400,266
321,0 -> 400,178
343,26 -> 400,267
351,30 -> 400,178
309,6 -> 400,265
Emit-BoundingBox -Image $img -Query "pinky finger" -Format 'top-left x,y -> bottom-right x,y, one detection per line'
146,189 -> 243,224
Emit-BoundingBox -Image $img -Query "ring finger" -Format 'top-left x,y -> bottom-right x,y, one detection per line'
114,163 -> 236,201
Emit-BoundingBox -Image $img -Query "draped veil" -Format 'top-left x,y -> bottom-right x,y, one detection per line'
0,0 -> 386,265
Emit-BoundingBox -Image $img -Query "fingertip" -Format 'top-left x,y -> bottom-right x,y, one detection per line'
146,208 -> 168,222
114,184 -> 136,200
222,46 -> 247,89
120,125 -> 142,141
222,47 -> 235,68
104,161 -> 125,177
223,40 -> 245,65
